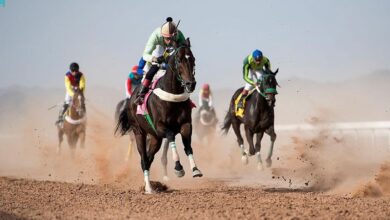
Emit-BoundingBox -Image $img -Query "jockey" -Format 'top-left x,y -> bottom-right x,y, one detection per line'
56,62 -> 86,125
198,83 -> 213,110
125,65 -> 143,98
237,49 -> 272,109
135,17 -> 187,104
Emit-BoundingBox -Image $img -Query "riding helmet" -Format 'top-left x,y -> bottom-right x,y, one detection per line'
252,49 -> 263,61
70,62 -> 79,72
161,17 -> 177,38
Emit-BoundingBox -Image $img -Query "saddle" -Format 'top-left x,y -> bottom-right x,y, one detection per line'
234,88 -> 256,118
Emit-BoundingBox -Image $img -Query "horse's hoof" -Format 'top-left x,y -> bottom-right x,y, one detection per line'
192,167 -> 203,178
175,169 -> 185,178
163,176 -> 170,182
144,189 -> 155,194
266,158 -> 272,168
241,155 -> 249,165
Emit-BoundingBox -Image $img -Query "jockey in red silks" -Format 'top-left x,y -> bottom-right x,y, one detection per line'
56,62 -> 86,125
126,65 -> 144,98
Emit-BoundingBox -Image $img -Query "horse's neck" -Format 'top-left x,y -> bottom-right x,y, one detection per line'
68,105 -> 80,119
251,92 -> 273,119
157,67 -> 184,94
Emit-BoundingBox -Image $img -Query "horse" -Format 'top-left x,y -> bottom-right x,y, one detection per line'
115,38 -> 202,193
57,88 -> 87,157
193,104 -> 218,144
222,69 -> 279,170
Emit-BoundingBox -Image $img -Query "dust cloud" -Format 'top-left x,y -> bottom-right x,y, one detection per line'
0,73 -> 389,195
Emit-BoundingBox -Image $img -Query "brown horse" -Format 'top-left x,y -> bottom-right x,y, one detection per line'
57,88 -> 86,157
222,69 -> 278,169
116,38 -> 202,193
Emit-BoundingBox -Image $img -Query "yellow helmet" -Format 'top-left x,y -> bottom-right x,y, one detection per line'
161,17 -> 177,38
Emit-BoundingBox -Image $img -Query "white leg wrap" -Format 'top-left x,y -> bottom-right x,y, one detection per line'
170,142 -> 180,162
188,154 -> 196,169
144,170 -> 152,193
240,144 -> 245,155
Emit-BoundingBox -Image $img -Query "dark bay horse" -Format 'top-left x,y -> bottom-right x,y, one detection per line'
57,88 -> 86,157
115,38 -> 202,193
222,69 -> 278,169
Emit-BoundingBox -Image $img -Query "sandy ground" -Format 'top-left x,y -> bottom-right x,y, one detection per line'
1,176 -> 390,220
1,85 -> 390,219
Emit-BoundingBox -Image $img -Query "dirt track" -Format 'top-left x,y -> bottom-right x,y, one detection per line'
1,177 -> 389,220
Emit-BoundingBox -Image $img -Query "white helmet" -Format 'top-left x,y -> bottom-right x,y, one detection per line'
161,17 -> 177,38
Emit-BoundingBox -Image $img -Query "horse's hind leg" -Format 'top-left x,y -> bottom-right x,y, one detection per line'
244,125 -> 256,156
166,130 -> 185,178
160,138 -> 170,181
265,126 -> 277,168
255,132 -> 264,170
125,133 -> 135,162
135,133 -> 153,194
181,123 -> 202,178
231,120 -> 248,164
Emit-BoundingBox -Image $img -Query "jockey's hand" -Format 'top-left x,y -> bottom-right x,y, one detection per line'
152,56 -> 164,64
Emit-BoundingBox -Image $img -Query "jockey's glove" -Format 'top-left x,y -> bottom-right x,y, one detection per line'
152,56 -> 165,64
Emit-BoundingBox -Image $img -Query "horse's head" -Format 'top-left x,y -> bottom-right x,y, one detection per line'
169,38 -> 196,93
72,88 -> 86,117
259,68 -> 279,107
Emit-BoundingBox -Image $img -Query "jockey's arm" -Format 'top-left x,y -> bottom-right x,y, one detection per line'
198,89 -> 203,106
209,92 -> 213,107
142,28 -> 160,63
264,57 -> 272,72
243,57 -> 255,85
65,76 -> 74,97
126,77 -> 132,97
79,74 -> 86,92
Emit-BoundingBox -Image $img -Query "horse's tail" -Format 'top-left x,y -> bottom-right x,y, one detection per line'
115,106 -> 133,136
221,110 -> 232,135
115,99 -> 125,122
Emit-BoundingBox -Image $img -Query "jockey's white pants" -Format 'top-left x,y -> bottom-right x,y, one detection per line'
244,69 -> 265,91
64,93 -> 73,104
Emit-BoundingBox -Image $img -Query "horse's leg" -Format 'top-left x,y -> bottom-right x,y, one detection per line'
166,130 -> 185,177
146,135 -> 162,170
125,133 -> 134,162
57,127 -> 64,154
265,126 -> 277,168
231,119 -> 248,164
160,138 -> 170,181
244,125 -> 256,156
135,133 -> 153,194
181,123 -> 202,178
79,126 -> 86,149
255,132 -> 264,170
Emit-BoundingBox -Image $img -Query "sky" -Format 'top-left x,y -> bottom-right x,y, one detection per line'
0,0 -> 389,89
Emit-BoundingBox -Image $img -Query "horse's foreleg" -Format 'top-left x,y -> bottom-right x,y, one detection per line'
255,132 -> 265,170
166,130 -> 185,178
135,133 -> 153,194
244,125 -> 255,156
265,126 -> 277,168
160,138 -> 169,181
232,120 -> 248,164
181,123 -> 202,178
79,127 -> 86,149
57,128 -> 64,154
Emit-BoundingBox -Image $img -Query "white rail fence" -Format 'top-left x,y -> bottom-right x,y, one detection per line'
275,121 -> 390,150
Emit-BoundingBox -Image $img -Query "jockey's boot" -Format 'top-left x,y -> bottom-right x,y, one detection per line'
55,103 -> 69,125
237,91 -> 249,109
135,79 -> 151,105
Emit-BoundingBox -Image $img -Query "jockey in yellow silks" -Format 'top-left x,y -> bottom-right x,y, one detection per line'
55,62 -> 86,125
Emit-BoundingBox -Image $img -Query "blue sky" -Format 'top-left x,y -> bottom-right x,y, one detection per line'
0,0 -> 389,89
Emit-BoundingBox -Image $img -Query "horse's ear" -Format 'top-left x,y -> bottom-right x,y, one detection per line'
186,38 -> 191,47
273,68 -> 279,75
